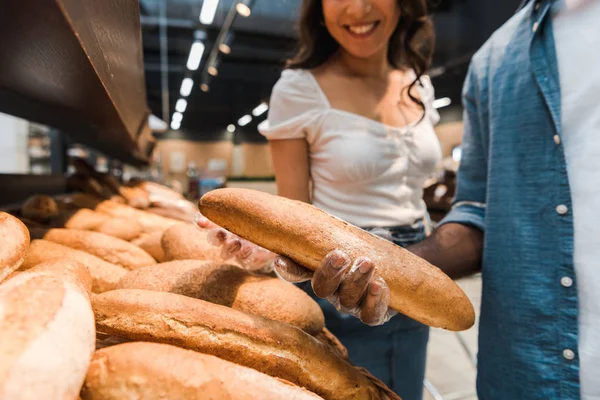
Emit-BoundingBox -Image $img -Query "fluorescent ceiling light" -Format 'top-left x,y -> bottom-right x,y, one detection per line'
186,41 -> 205,71
180,78 -> 194,97
171,119 -> 181,130
199,0 -> 219,25
236,0 -> 252,17
238,115 -> 252,126
433,97 -> 452,109
175,99 -> 188,113
252,102 -> 269,117
227,124 -> 236,133
172,112 -> 183,123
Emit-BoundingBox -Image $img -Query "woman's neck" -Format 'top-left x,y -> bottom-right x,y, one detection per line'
332,49 -> 391,79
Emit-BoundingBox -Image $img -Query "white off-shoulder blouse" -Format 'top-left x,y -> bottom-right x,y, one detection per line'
258,69 -> 442,228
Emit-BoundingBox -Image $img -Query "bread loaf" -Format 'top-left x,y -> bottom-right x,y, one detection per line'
93,218 -> 142,241
199,188 -> 475,331
52,208 -> 143,241
131,232 -> 165,262
93,289 -> 383,400
21,195 -> 60,222
0,212 -> 30,283
116,260 -> 325,334
81,342 -> 323,400
0,259 -> 95,399
30,228 -> 156,270
161,223 -> 227,262
64,194 -> 178,234
21,240 -> 127,293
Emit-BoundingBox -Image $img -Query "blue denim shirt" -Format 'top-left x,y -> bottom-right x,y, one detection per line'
439,1 -> 580,399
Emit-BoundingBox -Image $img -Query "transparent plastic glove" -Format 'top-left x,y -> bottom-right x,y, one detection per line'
194,212 -> 275,273
274,251 -> 397,326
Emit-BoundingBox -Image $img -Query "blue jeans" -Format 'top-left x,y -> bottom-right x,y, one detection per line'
300,222 -> 429,400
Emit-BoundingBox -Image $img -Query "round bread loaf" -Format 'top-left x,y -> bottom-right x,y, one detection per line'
0,259 -> 95,400
199,188 -> 475,332
21,240 -> 127,293
116,260 -> 325,334
30,228 -> 156,270
161,223 -> 224,262
21,195 -> 60,222
131,232 -> 165,262
93,289 -> 386,400
81,342 -> 323,400
0,212 -> 30,284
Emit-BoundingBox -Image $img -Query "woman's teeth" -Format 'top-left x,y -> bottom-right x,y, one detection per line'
347,23 -> 377,35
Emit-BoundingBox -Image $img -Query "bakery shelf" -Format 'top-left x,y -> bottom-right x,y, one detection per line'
0,0 -> 155,167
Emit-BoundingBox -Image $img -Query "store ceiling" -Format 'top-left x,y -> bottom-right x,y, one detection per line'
141,0 -> 523,143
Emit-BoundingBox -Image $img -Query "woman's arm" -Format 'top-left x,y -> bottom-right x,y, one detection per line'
269,139 -> 311,203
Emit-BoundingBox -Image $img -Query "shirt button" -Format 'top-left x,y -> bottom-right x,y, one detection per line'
561,277 -> 573,288
563,349 -> 575,360
533,22 -> 539,32
556,205 -> 568,215
554,135 -> 561,145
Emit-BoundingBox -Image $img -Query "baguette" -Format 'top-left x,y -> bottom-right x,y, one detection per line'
199,188 -> 475,331
115,260 -> 325,334
130,232 -> 165,262
0,259 -> 95,400
81,342 -> 323,400
53,209 -> 143,241
29,228 -> 156,270
21,240 -> 127,293
93,289 -> 384,400
0,212 -> 30,284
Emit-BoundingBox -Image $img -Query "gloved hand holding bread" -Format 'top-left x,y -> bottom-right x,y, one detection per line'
198,188 -> 475,331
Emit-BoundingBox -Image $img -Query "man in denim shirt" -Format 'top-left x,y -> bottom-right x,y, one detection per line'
204,0 -> 599,398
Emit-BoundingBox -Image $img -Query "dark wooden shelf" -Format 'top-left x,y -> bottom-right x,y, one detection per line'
0,0 -> 155,166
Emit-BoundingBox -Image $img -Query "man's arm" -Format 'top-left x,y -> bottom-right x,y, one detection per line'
408,223 -> 483,280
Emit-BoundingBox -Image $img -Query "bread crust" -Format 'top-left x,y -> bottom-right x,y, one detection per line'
199,188 -> 475,331
93,289 -> 382,400
81,342 -> 323,399
21,240 -> 127,293
0,259 -> 95,400
0,212 -> 30,284
116,260 -> 325,334
29,228 -> 156,270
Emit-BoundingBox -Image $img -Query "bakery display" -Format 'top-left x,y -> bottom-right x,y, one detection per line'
199,188 -> 476,332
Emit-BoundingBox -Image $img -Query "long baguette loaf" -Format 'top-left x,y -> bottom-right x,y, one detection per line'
0,259 -> 95,400
130,232 -> 165,262
54,209 -> 143,241
93,289 -> 384,400
21,240 -> 127,293
29,228 -> 156,270
116,260 -> 325,334
64,194 -> 178,233
199,188 -> 475,331
81,342 -> 323,400
0,212 -> 30,284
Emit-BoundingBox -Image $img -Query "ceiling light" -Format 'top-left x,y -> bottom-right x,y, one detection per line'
201,83 -> 210,92
180,78 -> 194,97
219,33 -> 235,54
252,102 -> 269,117
172,112 -> 183,123
186,41 -> 205,71
171,119 -> 181,130
238,115 -> 252,126
208,66 -> 218,76
236,0 -> 254,17
199,0 -> 219,25
175,99 -> 188,113
433,97 -> 452,109
227,124 -> 236,133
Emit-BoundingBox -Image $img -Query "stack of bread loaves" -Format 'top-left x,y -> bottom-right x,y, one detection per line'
0,181 -> 475,399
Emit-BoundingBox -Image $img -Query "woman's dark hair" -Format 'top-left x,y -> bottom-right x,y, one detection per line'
287,0 -> 435,109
